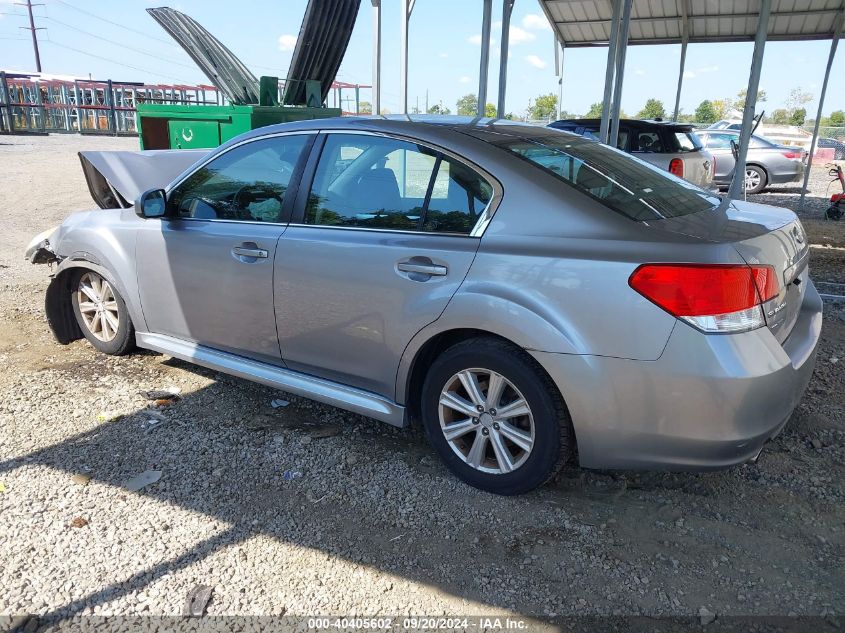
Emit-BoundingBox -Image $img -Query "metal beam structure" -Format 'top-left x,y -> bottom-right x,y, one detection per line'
371,0 -> 381,115
554,36 -> 565,119
728,0 -> 772,200
672,0 -> 690,121
608,0 -> 633,148
599,0 -> 623,142
400,0 -> 416,114
497,0 -> 515,118
477,0 -> 493,117
799,11 -> 843,211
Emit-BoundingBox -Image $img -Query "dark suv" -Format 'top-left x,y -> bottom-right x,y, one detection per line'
548,118 -> 714,188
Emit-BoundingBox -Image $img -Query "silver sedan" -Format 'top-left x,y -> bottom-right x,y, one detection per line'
26,117 -> 821,494
697,129 -> 806,194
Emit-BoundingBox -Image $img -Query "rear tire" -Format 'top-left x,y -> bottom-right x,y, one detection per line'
71,269 -> 135,356
744,165 -> 768,194
420,337 -> 574,495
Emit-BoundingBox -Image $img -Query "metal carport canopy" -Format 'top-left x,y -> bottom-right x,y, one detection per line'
539,0 -> 843,46
536,0 -> 844,205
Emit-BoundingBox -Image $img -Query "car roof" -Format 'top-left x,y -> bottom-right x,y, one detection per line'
550,118 -> 695,131
222,115 -> 574,148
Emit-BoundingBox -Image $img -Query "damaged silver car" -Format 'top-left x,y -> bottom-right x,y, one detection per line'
27,117 -> 822,495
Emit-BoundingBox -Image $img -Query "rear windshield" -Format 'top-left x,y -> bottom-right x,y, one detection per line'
492,131 -> 720,221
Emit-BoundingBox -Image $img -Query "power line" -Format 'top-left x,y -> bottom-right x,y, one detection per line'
41,15 -> 197,70
14,0 -> 44,71
52,0 -> 178,46
43,39 -> 192,83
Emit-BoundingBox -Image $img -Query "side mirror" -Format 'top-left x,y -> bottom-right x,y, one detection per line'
135,188 -> 167,219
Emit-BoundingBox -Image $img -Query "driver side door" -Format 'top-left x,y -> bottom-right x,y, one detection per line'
135,132 -> 313,365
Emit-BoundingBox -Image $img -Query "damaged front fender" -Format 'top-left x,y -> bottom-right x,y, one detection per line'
24,226 -> 60,264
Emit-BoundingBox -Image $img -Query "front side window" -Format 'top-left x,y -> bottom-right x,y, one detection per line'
701,133 -> 733,149
493,131 -> 720,221
674,132 -> 701,152
168,135 -> 309,222
305,134 -> 492,234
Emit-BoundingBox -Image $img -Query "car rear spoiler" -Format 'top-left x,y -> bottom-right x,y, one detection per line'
78,150 -> 208,210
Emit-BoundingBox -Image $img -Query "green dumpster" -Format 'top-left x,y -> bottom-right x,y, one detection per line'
136,102 -> 341,150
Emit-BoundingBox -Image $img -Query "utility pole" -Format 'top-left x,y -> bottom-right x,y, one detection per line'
16,0 -> 45,72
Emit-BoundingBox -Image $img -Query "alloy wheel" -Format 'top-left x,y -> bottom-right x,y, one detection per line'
76,272 -> 120,342
744,168 -> 761,191
438,368 -> 535,474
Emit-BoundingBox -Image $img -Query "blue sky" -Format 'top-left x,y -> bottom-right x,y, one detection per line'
0,0 -> 843,118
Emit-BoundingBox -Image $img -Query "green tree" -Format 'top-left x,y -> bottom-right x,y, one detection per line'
694,100 -> 718,124
735,88 -> 767,112
636,98 -> 666,120
770,108 -> 790,125
585,102 -> 604,118
484,103 -> 497,117
427,103 -> 451,115
528,93 -> 558,120
790,108 -> 806,126
358,101 -> 372,114
828,110 -> 845,126
456,94 -> 478,116
785,87 -> 813,113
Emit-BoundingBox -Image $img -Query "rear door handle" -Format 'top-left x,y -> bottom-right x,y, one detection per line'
232,245 -> 268,260
397,261 -> 448,276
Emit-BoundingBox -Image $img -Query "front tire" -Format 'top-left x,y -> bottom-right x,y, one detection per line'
744,165 -> 767,194
420,338 -> 574,495
71,270 -> 135,355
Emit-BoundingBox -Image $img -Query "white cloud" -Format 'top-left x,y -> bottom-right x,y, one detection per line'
468,34 -> 483,45
683,70 -> 696,79
508,25 -> 535,44
697,65 -> 719,73
525,54 -> 546,69
522,14 -> 552,31
278,34 -> 297,52
439,52 -> 448,59
459,76 -> 471,84
634,68 -> 646,76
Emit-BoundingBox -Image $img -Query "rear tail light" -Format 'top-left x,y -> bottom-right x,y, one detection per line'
669,158 -> 684,178
781,150 -> 802,160
629,264 -> 779,333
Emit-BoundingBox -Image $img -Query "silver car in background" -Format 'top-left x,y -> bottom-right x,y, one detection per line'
548,118 -> 714,188
26,117 -> 821,495
697,129 -> 806,194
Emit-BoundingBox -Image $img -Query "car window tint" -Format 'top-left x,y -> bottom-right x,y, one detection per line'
702,133 -> 733,149
494,133 -> 719,221
305,134 -> 438,230
634,131 -> 664,152
169,135 -> 308,222
423,157 -> 493,234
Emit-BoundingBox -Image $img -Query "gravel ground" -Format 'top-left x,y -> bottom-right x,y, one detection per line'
0,135 -> 843,627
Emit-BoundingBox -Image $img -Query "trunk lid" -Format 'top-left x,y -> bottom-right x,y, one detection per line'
651,199 -> 810,343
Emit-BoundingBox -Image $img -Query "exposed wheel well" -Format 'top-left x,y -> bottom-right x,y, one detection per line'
404,329 -> 560,426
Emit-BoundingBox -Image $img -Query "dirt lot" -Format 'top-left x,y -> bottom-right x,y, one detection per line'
0,135 -> 843,627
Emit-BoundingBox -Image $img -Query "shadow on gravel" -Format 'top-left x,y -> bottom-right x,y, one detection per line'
1,335 -> 843,624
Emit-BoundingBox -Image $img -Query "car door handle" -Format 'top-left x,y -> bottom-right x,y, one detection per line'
397,261 -> 447,276
232,246 -> 268,259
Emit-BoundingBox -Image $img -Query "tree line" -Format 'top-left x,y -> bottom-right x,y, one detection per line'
356,86 -> 843,128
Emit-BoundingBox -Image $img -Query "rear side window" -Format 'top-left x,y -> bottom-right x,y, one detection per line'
305,134 -> 492,234
634,131 -> 664,153
674,132 -> 701,152
494,132 -> 719,221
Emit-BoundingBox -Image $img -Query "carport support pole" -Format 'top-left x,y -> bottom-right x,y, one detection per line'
371,0 -> 381,116
608,0 -> 632,148
799,13 -> 843,212
599,0 -> 622,143
672,0 -> 689,122
478,0 -> 493,117
400,0 -> 416,114
497,0 -> 515,118
728,0 -> 771,200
